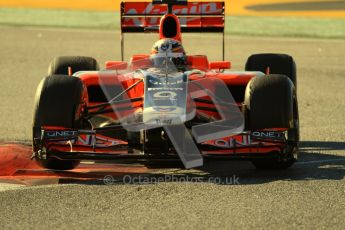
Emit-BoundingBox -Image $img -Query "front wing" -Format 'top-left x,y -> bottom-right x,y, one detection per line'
33,127 -> 297,162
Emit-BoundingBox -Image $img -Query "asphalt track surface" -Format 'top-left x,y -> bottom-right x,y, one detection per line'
0,26 -> 345,229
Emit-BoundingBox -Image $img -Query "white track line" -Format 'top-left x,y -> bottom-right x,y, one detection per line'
296,158 -> 345,165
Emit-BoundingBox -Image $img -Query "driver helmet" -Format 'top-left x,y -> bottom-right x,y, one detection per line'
150,38 -> 187,71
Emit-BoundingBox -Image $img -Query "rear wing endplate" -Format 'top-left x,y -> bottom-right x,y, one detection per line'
120,1 -> 225,60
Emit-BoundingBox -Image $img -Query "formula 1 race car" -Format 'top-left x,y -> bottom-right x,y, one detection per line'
32,0 -> 299,170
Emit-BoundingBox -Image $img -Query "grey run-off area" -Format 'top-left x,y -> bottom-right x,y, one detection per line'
246,1 -> 345,11
0,26 -> 344,229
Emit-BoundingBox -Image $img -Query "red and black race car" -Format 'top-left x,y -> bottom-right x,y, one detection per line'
32,0 -> 299,170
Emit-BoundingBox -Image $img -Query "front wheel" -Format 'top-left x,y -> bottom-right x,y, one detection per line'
243,74 -> 299,170
33,75 -> 86,170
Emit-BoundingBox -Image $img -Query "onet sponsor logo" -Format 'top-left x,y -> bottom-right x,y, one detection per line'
251,131 -> 284,139
213,131 -> 285,148
44,131 -> 123,147
214,136 -> 251,148
45,131 -> 78,138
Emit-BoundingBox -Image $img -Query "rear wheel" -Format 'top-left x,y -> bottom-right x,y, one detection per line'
243,74 -> 299,170
245,53 -> 297,89
48,56 -> 99,75
33,75 -> 86,170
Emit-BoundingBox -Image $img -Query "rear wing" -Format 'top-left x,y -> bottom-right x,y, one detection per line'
120,1 -> 225,60
121,1 -> 225,33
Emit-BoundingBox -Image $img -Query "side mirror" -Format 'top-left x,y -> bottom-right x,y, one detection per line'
209,61 -> 231,71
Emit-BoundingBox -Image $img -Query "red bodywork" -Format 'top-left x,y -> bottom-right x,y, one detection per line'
37,1 -> 291,163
